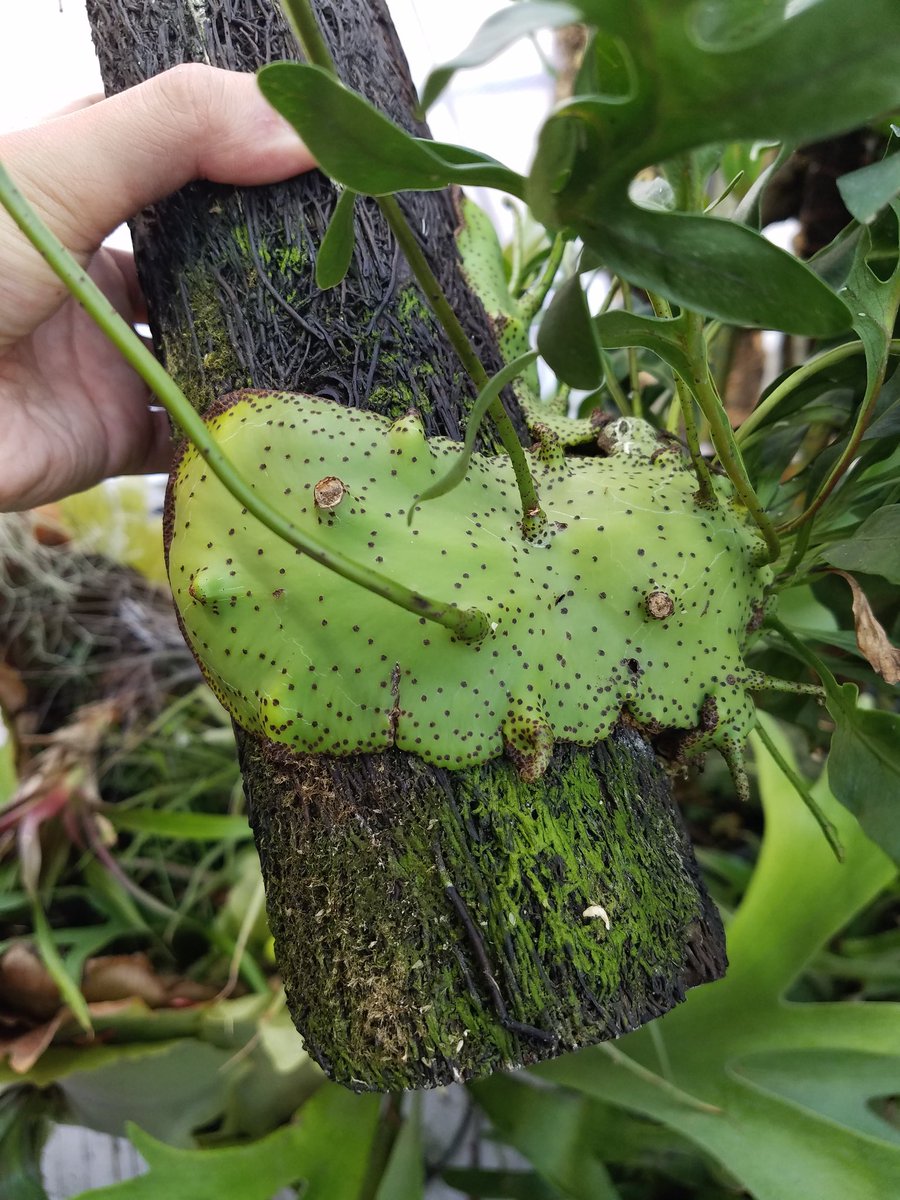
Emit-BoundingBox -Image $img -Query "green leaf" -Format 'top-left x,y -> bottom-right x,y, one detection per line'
770,622 -> 900,863
592,309 -> 694,378
442,1168 -> 563,1199
825,682 -> 900,864
258,63 -> 524,198
469,1076 -> 621,1200
838,153 -> 900,225
733,1049 -> 900,1143
0,1086 -> 60,1200
420,2 -> 580,111
528,0 -> 900,327
316,188 -> 357,289
374,1097 -> 424,1200
537,276 -> 603,388
29,899 -> 92,1034
823,505 -> 900,584
531,715 -> 900,1200
103,808 -> 253,842
72,1085 -> 381,1200
61,1040 -> 236,1147
576,204 -> 851,335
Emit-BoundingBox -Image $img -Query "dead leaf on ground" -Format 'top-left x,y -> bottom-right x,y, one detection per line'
830,569 -> 900,684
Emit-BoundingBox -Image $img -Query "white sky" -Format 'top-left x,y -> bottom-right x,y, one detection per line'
0,0 -> 554,177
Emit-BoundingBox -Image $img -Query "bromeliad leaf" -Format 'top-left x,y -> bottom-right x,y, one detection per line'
316,188 -> 357,289
420,2 -> 580,111
257,63 -> 525,198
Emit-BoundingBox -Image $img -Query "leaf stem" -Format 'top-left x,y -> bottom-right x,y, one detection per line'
378,196 -> 545,532
283,0 -> 546,536
683,315 -> 781,562
281,0 -> 336,71
0,162 -> 489,644
735,339 -> 900,446
598,1043 -> 723,1115
519,232 -> 565,322
777,341 -> 894,537
753,721 -> 844,862
647,294 -> 717,506
620,280 -> 644,417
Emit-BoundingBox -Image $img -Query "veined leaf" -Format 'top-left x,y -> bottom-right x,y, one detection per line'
528,0 -> 900,327
258,63 -> 524,197
825,681 -> 900,864
574,204 -> 850,335
771,623 -> 900,864
823,506 -> 900,584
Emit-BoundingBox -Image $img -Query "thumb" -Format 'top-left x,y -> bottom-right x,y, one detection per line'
0,65 -> 314,323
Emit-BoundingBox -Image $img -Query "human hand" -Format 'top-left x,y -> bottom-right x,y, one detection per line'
0,64 -> 314,511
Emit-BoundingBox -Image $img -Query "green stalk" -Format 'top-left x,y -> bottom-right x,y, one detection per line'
656,153 -> 777,555
281,0 -> 336,72
683,315 -> 780,562
519,233 -> 565,322
753,721 -> 843,862
283,0 -> 546,536
379,196 -> 545,531
0,162 -> 488,644
620,280 -> 643,418
648,293 -> 717,507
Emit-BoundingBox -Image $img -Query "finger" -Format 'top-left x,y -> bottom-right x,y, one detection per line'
106,247 -> 149,325
1,64 -> 314,257
42,93 -> 105,121
128,406 -> 175,477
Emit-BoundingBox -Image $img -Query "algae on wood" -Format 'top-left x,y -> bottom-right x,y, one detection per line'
86,0 -> 726,1090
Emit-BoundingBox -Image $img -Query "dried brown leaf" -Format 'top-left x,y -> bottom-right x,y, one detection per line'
830,569 -> 900,684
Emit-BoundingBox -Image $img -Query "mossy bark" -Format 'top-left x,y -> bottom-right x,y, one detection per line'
86,0 -> 726,1091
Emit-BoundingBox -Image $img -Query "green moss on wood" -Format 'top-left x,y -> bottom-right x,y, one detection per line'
249,731 -> 712,1091
160,267 -> 249,411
